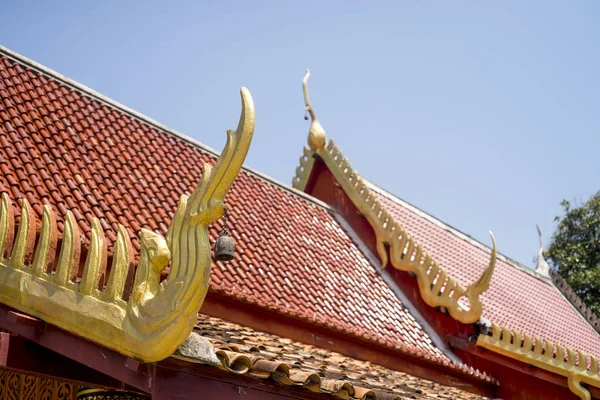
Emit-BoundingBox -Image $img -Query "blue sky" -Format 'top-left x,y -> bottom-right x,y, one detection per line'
3,1 -> 600,268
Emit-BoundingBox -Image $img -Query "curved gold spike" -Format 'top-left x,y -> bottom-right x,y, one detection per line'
555,345 -> 565,363
533,337 -> 544,355
522,334 -> 532,352
0,194 -> 14,259
80,219 -> 106,295
477,325 -> 599,400
54,211 -> 80,286
32,205 -> 57,276
491,323 -> 501,340
9,199 -> 35,268
576,350 -> 586,368
103,225 -> 133,302
590,356 -> 599,374
464,232 -> 497,298
501,327 -> 512,345
303,69 -> 326,151
305,129 -> 498,323
565,348 -> 576,366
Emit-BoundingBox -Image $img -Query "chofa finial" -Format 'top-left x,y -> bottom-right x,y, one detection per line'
303,69 -> 326,151
535,223 -> 550,277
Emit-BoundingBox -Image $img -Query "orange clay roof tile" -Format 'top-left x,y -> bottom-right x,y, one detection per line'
185,314 -> 489,400
0,52 -> 453,367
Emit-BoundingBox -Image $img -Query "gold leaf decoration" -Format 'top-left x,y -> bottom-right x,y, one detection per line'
477,323 -> 600,400
0,88 -> 255,362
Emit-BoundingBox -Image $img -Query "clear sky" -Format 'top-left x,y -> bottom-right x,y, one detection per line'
3,1 -> 599,269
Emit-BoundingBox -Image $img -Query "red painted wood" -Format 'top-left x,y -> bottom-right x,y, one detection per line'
0,332 -> 133,390
155,359 -> 332,400
448,337 -> 600,400
0,303 -> 151,393
305,158 -> 600,400
306,163 -> 475,343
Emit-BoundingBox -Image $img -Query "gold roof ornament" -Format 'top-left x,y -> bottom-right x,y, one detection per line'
292,71 -> 496,324
319,141 -> 497,324
477,323 -> 600,400
535,223 -> 551,277
303,69 -> 326,151
0,88 -> 255,362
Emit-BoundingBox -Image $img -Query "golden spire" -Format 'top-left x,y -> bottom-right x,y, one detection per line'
303,69 -> 326,150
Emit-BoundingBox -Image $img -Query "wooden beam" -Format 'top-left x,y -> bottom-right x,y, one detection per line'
447,335 -> 600,400
0,332 -> 135,390
155,358 -> 330,400
0,303 -> 151,393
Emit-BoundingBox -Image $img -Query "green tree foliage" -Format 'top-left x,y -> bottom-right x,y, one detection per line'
546,193 -> 600,316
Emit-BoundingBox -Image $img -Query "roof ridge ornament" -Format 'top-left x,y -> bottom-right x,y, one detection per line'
292,72 -> 495,324
316,140 -> 496,324
477,323 -> 600,399
0,88 -> 255,362
535,223 -> 551,277
303,69 -> 326,151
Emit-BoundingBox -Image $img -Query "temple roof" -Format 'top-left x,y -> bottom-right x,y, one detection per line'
187,314 -> 490,400
369,181 -> 600,357
0,48 -> 453,365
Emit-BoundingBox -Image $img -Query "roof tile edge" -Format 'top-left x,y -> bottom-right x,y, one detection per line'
368,180 -> 555,285
550,270 -> 600,334
477,322 -> 600,400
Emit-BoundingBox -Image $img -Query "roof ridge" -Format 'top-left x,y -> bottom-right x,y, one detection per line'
366,179 -> 553,285
0,45 -> 331,211
550,270 -> 600,333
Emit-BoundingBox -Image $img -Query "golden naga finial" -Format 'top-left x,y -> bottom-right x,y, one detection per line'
0,88 -> 255,362
316,139 -> 497,324
303,69 -> 326,150
389,230 -> 497,324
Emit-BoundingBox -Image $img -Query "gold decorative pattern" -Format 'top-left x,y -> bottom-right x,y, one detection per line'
77,388 -> 147,400
477,323 -> 600,400
0,88 -> 255,362
0,370 -> 74,400
292,71 -> 496,324
310,140 -> 496,324
291,146 -> 315,191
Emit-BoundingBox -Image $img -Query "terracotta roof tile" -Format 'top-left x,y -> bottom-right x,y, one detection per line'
369,183 -> 600,357
182,315 -> 489,400
0,52 -> 446,363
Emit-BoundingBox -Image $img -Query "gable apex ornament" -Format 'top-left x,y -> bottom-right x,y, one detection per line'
303,69 -> 326,151
0,88 -> 255,362
292,70 -> 496,324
